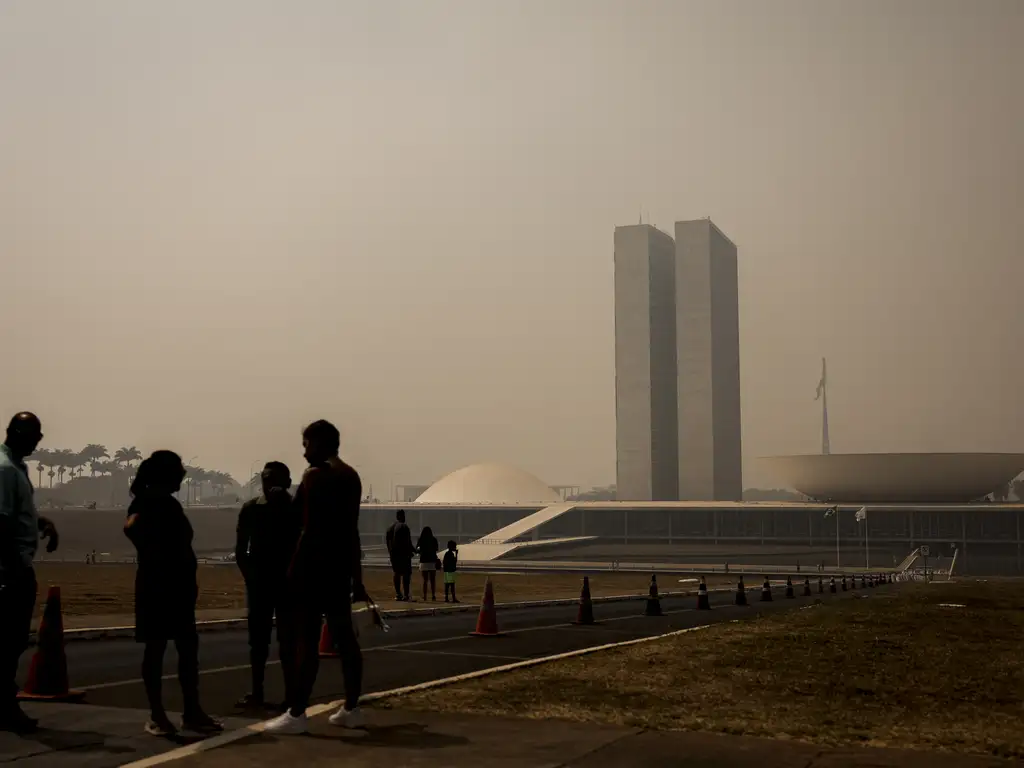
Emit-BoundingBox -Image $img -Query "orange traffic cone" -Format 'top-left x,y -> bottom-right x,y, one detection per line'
735,576 -> 748,606
18,587 -> 85,702
644,574 -> 663,617
318,616 -> 338,658
470,577 -> 501,637
760,577 -> 772,602
784,576 -> 795,599
817,576 -> 824,594
841,575 -> 847,591
696,576 -> 711,610
829,576 -> 836,593
573,576 -> 597,625
802,577 -> 812,597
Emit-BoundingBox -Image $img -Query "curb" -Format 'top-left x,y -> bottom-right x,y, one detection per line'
40,587 -> 735,645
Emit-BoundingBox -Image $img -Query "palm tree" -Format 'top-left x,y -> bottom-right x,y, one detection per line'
47,468 -> 56,488
80,444 -> 110,475
29,449 -> 51,488
114,446 -> 143,470
52,449 -> 75,485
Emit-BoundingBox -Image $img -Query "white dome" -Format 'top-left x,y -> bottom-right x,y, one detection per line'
415,463 -> 561,505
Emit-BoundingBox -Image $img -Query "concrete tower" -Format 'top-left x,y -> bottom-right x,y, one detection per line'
674,218 -> 742,501
613,224 -> 679,501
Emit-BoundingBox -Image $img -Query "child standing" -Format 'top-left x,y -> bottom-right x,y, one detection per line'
442,540 -> 459,603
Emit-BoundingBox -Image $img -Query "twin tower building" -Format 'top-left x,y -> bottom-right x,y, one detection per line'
614,218 -> 742,502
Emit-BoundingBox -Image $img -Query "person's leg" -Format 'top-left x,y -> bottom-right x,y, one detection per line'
241,586 -> 273,705
326,588 -> 363,726
398,561 -> 411,600
392,567 -> 402,600
142,638 -> 169,722
0,567 -> 37,731
451,574 -> 458,603
174,630 -> 201,717
288,602 -> 322,717
428,570 -> 436,600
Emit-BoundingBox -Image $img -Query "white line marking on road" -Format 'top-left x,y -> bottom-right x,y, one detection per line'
378,648 -> 527,662
81,604 -> 698,691
118,619 -> 729,768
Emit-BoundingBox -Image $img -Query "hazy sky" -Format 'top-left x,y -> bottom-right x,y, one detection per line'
2,0 -> 1021,495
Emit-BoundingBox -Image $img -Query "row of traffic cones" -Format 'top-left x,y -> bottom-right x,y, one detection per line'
323,568 -> 900,649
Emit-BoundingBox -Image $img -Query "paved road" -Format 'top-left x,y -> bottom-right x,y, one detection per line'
19,582 -> 885,720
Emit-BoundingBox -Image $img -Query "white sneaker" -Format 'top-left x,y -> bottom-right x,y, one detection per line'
263,710 -> 308,735
328,706 -> 365,728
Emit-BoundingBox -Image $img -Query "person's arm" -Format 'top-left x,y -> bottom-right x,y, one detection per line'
0,466 -> 25,573
235,504 -> 252,580
37,515 -> 59,553
350,474 -> 365,600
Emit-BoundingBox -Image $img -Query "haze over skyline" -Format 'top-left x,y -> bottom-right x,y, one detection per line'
2,0 -> 1022,497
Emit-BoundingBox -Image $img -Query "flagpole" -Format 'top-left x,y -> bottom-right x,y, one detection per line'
865,516 -> 870,570
836,507 -> 840,569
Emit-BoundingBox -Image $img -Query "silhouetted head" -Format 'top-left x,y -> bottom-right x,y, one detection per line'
131,450 -> 186,497
447,540 -> 457,552
302,419 -> 340,464
261,461 -> 291,497
396,508 -> 406,523
4,412 -> 43,460
421,526 -> 434,541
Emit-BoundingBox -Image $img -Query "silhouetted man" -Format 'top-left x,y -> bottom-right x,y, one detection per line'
0,413 -> 59,733
386,509 -> 413,601
266,420 -> 365,735
234,461 -> 298,709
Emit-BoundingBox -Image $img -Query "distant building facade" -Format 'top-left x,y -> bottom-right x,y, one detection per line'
614,218 -> 742,501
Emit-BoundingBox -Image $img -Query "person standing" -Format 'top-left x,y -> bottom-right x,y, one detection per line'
416,526 -> 439,602
385,509 -> 413,601
234,461 -> 298,709
442,540 -> 459,603
0,413 -> 58,734
265,420 -> 365,735
124,451 -> 222,737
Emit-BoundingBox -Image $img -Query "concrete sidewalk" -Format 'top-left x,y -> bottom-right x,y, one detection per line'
0,702 -> 258,768
139,708 -> 1011,768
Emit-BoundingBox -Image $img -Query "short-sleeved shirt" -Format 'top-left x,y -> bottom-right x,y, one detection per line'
0,443 -> 39,572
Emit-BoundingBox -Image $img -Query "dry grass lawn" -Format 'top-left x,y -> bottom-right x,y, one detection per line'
31,562 -> 720,618
384,580 -> 1024,759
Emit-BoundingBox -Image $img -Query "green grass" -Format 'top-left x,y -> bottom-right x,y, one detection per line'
382,580 -> 1024,758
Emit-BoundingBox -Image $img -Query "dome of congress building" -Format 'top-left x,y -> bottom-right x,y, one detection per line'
414,463 -> 562,505
758,453 -> 1024,503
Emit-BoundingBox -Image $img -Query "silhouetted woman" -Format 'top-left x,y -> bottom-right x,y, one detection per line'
123,451 -> 222,737
416,526 -> 439,601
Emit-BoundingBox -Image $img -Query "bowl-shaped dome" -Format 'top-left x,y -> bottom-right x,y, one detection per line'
757,453 -> 1024,503
415,463 -> 561,504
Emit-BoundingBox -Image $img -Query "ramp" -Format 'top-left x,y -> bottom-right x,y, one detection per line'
471,503 -> 577,544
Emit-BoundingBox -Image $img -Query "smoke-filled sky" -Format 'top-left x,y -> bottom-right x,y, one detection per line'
2,0 -> 1021,496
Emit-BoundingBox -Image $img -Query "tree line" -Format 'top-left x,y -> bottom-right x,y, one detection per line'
28,444 -> 238,502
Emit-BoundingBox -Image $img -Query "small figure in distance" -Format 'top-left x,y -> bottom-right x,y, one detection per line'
265,419 -> 365,735
234,461 -> 298,711
123,451 -> 223,737
416,526 -> 439,602
385,509 -> 414,601
442,540 -> 459,603
0,412 -> 58,734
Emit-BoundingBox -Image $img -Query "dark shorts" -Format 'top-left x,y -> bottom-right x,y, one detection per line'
390,557 -> 412,575
134,578 -> 198,644
246,585 -> 282,648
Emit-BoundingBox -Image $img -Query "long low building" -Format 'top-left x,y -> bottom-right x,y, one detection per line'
358,462 -> 1024,576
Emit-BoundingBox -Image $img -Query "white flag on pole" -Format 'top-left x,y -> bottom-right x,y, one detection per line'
855,507 -> 867,522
